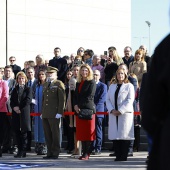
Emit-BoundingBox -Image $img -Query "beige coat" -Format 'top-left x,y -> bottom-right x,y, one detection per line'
129,61 -> 147,83
65,76 -> 77,127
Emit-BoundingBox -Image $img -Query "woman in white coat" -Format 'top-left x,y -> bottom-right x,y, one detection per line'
106,68 -> 135,161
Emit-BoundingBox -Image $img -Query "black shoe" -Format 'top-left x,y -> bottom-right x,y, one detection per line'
127,152 -> 133,157
37,152 -> 46,155
50,156 -> 58,159
67,150 -> 73,154
43,155 -> 58,159
114,158 -> 127,161
109,152 -> 116,156
92,150 -> 101,155
14,152 -> 26,158
43,156 -> 52,159
9,147 -> 18,154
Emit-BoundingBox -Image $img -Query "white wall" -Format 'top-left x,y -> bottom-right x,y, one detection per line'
0,0 -> 7,67
1,0 -> 131,67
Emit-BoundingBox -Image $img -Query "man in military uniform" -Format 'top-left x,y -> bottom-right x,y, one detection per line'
42,66 -> 65,159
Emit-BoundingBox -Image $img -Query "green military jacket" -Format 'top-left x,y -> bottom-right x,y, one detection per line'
42,79 -> 65,118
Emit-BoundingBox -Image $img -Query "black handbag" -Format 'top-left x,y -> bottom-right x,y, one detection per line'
78,109 -> 94,120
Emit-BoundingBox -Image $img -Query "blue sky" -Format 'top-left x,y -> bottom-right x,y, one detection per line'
131,0 -> 170,55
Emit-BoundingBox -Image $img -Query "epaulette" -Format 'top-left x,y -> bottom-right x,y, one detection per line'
55,80 -> 65,91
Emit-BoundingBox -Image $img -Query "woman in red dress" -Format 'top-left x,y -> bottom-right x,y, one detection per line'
74,64 -> 96,160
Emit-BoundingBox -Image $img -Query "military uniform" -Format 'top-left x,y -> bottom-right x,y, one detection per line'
42,66 -> 65,158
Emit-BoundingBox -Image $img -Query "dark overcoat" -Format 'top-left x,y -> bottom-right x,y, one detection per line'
142,34 -> 170,170
49,57 -> 67,82
10,85 -> 32,131
74,79 -> 96,112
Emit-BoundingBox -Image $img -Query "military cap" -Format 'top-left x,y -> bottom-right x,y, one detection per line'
46,66 -> 58,73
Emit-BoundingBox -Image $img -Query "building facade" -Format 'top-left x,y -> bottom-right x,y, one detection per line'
0,0 -> 131,67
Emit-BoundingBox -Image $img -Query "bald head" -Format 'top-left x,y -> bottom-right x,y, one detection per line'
139,45 -> 147,54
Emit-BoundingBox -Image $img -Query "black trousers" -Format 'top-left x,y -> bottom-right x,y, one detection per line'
134,126 -> 140,151
82,141 -> 91,156
114,140 -> 130,160
63,116 -> 74,151
0,112 -> 7,146
2,116 -> 17,150
27,116 -> 33,149
15,130 -> 27,152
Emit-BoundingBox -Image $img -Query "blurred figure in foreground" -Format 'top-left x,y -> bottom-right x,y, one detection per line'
142,34 -> 170,170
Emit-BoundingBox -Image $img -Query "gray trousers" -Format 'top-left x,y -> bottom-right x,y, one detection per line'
42,118 -> 60,157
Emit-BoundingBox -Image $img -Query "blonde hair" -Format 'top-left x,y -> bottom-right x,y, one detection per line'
77,64 -> 93,82
16,71 -> 28,83
110,68 -> 129,84
134,49 -> 144,61
36,54 -> 45,65
112,50 -> 123,65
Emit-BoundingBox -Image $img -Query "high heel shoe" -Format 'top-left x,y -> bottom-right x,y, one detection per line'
79,154 -> 90,160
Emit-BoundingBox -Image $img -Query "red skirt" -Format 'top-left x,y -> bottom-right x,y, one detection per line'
76,114 -> 96,141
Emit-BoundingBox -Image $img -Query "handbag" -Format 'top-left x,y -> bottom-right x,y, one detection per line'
78,109 -> 94,120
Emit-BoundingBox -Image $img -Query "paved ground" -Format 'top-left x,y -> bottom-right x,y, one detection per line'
0,151 -> 148,170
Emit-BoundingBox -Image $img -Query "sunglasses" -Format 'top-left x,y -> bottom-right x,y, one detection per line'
10,60 -> 15,61
78,50 -> 84,52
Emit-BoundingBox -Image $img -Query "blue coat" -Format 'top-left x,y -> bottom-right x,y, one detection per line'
34,85 -> 45,143
94,81 -> 107,118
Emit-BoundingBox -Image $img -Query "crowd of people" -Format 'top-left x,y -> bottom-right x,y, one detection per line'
0,45 -> 151,161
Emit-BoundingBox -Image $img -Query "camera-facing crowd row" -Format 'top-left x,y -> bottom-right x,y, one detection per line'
0,45 -> 150,162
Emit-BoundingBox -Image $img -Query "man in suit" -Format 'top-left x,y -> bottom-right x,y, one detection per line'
9,56 -> 21,78
2,65 -> 16,153
49,47 -> 67,83
91,69 -> 107,155
26,67 -> 38,151
42,66 -> 65,159
122,46 -> 134,69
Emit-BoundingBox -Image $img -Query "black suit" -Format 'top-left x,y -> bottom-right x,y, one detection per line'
142,34 -> 170,170
49,57 -> 67,83
10,64 -> 21,78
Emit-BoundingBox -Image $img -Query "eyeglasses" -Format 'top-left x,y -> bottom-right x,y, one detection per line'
10,60 -> 15,62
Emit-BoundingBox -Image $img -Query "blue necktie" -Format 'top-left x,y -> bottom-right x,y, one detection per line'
29,80 -> 32,87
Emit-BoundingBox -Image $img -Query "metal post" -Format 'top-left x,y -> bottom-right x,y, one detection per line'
145,21 -> 151,55
6,0 -> 8,65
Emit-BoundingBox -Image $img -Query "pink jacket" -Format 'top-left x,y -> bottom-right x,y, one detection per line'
0,80 -> 9,112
